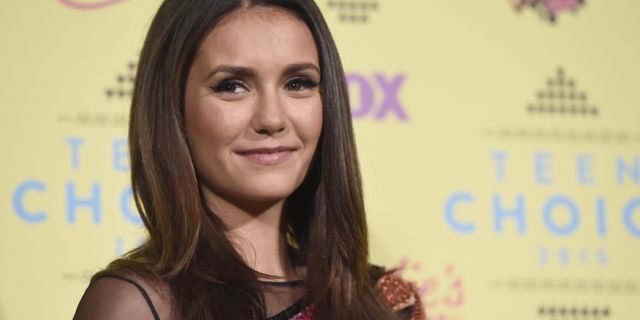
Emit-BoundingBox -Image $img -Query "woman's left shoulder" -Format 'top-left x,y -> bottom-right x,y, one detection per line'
370,265 -> 426,320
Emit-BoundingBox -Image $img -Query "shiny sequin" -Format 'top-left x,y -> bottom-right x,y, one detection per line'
290,305 -> 314,320
374,273 -> 426,320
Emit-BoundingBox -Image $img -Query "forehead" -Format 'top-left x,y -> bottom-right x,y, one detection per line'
195,6 -> 319,69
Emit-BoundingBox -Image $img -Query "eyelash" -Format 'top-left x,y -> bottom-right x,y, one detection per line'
211,79 -> 246,94
211,77 -> 319,94
284,77 -> 319,91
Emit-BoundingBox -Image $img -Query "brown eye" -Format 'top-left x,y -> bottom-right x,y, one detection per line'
212,79 -> 248,94
284,77 -> 318,91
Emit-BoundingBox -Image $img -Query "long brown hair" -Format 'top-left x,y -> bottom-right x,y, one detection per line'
95,0 -> 398,318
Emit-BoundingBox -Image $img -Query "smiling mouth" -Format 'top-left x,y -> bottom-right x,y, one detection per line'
236,147 -> 297,165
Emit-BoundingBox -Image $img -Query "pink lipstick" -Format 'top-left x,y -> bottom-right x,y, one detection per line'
236,147 -> 296,165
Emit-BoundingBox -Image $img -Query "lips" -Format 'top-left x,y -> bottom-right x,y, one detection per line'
236,146 -> 297,165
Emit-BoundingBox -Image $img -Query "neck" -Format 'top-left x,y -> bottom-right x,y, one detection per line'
202,189 -> 295,279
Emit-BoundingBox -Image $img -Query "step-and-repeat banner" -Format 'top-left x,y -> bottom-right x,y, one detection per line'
1,1 -> 638,319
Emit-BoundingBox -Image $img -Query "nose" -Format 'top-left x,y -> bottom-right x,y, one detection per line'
251,89 -> 287,136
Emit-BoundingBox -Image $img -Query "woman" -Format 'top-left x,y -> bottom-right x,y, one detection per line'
74,0 -> 423,319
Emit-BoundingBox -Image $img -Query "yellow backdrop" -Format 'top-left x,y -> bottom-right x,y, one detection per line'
1,0 -> 638,319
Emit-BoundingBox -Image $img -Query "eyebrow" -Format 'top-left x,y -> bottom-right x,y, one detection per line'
284,63 -> 321,75
206,63 -> 321,81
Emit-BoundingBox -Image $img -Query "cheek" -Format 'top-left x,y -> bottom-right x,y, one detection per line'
293,99 -> 323,144
187,101 -> 247,151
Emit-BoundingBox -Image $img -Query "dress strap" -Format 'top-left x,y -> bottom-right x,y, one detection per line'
96,274 -> 161,320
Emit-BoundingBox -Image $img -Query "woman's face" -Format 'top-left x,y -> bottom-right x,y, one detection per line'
184,7 -> 323,207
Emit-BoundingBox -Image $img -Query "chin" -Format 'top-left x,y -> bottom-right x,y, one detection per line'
200,167 -> 311,209
232,171 -> 306,201
239,184 -> 298,204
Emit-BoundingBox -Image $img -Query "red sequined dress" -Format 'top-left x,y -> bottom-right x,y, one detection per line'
265,268 -> 425,320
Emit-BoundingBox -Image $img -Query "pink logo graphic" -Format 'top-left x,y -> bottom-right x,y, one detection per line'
511,0 -> 584,22
396,257 -> 465,320
59,0 -> 126,10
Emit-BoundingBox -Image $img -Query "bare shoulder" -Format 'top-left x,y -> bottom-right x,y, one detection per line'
374,271 -> 426,320
73,273 -> 174,320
